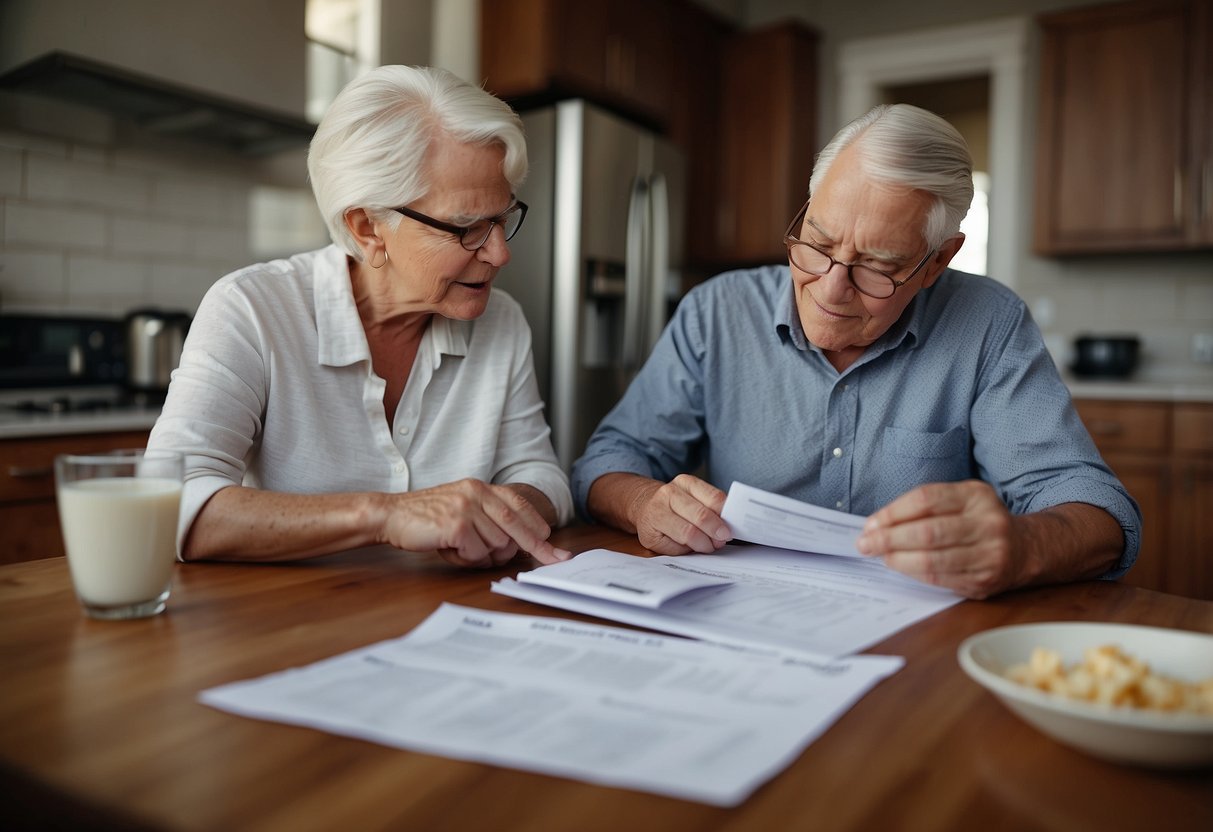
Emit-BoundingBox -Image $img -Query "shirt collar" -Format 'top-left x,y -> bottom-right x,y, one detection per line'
314,245 -> 474,367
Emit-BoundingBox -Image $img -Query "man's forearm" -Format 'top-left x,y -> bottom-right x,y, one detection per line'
1014,502 -> 1124,587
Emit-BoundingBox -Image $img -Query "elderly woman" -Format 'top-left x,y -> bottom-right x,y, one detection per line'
147,66 -> 573,567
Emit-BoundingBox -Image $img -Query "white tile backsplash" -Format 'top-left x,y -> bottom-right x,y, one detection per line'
0,249 -> 67,306
1179,282 -> 1213,325
4,201 -> 107,249
111,215 -> 193,257
26,154 -> 152,213
67,255 -> 150,302
0,147 -> 21,196
0,113 -> 281,315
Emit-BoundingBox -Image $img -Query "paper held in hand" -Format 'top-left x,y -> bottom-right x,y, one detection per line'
720,481 -> 868,556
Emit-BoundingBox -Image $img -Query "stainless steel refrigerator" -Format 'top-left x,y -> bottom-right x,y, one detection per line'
496,99 -> 686,471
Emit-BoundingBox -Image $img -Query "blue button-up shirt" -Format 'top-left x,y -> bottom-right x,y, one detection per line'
572,265 -> 1140,577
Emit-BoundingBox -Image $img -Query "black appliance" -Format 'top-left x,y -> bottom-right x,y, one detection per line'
0,314 -> 127,389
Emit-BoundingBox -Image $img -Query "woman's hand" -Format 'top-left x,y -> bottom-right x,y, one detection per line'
378,479 -> 571,568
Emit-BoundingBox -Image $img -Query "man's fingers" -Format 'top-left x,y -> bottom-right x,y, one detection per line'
672,474 -> 728,514
668,480 -> 731,542
868,480 -> 970,531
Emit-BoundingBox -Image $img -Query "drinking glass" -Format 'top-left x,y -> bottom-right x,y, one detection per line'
54,449 -> 183,620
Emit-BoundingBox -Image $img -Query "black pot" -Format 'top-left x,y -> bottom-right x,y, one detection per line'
1070,335 -> 1140,378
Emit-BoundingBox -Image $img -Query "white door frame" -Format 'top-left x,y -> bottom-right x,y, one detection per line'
838,18 -> 1030,290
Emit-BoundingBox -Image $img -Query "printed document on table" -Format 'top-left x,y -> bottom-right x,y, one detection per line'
516,548 -> 733,608
494,547 -> 962,657
721,481 -> 867,556
200,603 -> 903,807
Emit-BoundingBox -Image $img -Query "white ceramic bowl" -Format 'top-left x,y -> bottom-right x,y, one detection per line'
958,622 -> 1213,768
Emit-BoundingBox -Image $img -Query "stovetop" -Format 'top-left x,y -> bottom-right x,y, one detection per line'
0,386 -> 163,438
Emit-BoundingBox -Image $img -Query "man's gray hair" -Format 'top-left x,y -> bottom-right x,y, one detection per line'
809,104 -> 974,249
308,65 -> 528,258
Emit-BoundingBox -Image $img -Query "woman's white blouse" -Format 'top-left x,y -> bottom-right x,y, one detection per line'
148,245 -> 573,550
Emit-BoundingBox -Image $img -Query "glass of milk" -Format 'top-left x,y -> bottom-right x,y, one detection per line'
54,449 -> 184,620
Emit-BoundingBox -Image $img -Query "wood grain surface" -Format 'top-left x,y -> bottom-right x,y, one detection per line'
1,525 -> 1211,831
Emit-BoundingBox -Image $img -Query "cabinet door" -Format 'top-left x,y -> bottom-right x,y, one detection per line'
480,0 -> 671,127
0,430 -> 150,564
1169,403 -> 1213,599
0,501 -> 64,564
1101,453 -> 1169,594
1034,0 -> 1194,253
1169,459 -> 1213,600
715,22 -> 817,266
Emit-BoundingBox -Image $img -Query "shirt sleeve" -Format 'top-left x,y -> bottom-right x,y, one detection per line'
146,279 -> 267,556
489,304 -> 574,526
571,289 -> 709,521
969,300 -> 1142,579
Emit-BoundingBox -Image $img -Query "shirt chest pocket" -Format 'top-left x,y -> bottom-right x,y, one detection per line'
884,425 -> 970,459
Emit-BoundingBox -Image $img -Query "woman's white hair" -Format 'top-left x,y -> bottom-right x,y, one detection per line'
307,65 -> 528,258
809,103 -> 974,249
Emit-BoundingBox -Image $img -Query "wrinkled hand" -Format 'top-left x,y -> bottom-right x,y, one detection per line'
855,480 -> 1024,599
379,479 -> 571,568
631,474 -> 731,555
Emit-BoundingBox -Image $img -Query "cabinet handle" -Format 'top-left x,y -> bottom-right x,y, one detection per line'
1087,419 -> 1123,436
1174,166 -> 1184,227
7,464 -> 54,478
1203,159 -> 1211,225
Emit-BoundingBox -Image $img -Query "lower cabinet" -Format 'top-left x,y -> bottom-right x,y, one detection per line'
0,431 -> 150,565
1074,399 -> 1213,600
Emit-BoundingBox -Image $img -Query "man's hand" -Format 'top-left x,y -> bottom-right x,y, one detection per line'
855,480 -> 1026,599
630,474 -> 732,554
586,472 -> 731,555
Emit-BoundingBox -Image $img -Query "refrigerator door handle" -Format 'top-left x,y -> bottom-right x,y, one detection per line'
645,172 -> 670,356
623,175 -> 648,369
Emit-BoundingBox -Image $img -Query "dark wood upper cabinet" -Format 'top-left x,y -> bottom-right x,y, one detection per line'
713,21 -> 817,267
1034,0 -> 1213,254
480,3 -> 819,273
480,0 -> 673,128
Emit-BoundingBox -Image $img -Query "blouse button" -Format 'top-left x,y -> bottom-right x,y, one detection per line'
832,447 -> 843,458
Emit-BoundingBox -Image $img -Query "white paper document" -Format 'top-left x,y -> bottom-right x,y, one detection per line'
494,547 -> 962,657
517,548 -> 734,608
200,603 -> 903,806
721,481 -> 867,556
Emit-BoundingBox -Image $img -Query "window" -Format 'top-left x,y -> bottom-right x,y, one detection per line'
306,0 -> 380,123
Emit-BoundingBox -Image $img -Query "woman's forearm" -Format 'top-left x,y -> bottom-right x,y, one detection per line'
183,486 -> 387,562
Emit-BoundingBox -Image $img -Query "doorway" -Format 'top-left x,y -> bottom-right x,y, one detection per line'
837,18 -> 1029,289
883,75 -> 990,276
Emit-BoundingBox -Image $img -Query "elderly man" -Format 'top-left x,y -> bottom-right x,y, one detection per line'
571,103 -> 1139,599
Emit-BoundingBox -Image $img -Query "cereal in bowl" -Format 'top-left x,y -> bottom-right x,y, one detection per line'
1005,644 -> 1213,714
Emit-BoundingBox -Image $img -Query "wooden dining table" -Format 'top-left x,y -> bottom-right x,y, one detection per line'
2,523 -> 1211,832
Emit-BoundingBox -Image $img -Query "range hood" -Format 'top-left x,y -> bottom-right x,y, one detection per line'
0,51 -> 315,156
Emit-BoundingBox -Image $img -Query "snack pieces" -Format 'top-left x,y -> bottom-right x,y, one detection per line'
1005,644 -> 1213,714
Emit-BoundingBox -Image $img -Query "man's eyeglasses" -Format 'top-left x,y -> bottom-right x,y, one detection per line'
393,200 -> 528,251
783,199 -> 934,299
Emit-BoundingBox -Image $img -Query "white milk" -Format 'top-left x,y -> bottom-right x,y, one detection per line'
57,477 -> 182,606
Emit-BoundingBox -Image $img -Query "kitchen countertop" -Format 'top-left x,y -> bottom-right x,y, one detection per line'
1062,371 -> 1213,403
0,406 -> 162,439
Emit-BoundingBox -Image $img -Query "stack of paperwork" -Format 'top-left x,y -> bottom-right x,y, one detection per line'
201,483 -> 962,806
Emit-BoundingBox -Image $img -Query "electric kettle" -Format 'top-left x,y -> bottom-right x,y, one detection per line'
124,308 -> 191,398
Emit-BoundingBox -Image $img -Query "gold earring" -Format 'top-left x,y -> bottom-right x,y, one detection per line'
369,247 -> 388,269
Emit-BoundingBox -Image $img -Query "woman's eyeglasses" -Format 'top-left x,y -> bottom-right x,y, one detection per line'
393,200 -> 528,251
